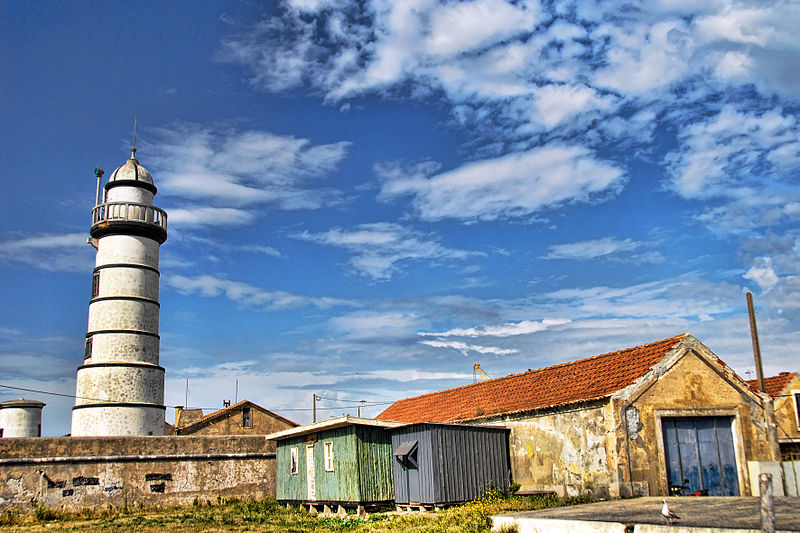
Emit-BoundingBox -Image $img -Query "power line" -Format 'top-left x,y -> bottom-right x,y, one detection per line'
0,383 -> 398,413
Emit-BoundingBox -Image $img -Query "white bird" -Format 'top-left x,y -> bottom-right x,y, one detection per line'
661,499 -> 680,524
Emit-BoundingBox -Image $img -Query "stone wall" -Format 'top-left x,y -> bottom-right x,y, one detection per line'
480,401 -> 615,499
773,374 -> 799,442
0,435 -> 276,511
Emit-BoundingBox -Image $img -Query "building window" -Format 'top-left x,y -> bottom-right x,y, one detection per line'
290,447 -> 298,475
242,407 -> 252,428
324,441 -> 334,472
84,337 -> 92,360
794,391 -> 800,430
91,271 -> 100,298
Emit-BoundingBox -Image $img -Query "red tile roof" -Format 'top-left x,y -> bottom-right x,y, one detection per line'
378,334 -> 690,423
745,372 -> 797,398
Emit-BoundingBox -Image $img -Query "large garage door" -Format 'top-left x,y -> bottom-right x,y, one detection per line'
662,417 -> 739,496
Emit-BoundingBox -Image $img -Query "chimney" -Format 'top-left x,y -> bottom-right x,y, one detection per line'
175,406 -> 184,428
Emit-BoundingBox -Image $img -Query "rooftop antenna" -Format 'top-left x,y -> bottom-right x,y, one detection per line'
131,115 -> 138,160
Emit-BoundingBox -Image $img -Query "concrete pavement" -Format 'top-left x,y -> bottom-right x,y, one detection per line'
492,497 -> 800,532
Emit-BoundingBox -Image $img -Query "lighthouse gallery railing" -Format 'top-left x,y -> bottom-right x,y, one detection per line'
92,202 -> 168,231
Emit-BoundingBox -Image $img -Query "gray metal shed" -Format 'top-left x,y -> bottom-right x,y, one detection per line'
390,423 -> 510,506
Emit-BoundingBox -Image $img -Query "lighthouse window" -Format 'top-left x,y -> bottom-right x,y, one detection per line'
242,407 -> 252,428
84,338 -> 92,360
91,272 -> 100,298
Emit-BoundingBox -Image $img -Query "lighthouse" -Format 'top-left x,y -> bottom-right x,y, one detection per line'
71,144 -> 167,436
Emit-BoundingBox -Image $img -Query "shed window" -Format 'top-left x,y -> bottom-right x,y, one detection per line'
242,407 -> 252,428
394,440 -> 418,469
290,447 -> 298,475
324,441 -> 334,472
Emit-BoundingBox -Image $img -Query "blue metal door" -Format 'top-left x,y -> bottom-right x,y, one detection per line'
662,416 -> 739,496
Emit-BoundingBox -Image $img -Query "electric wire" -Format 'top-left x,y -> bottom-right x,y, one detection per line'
0,383 -> 397,412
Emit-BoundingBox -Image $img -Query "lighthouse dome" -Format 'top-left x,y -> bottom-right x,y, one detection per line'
108,154 -> 154,186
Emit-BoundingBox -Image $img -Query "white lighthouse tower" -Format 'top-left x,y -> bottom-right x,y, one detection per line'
71,143 -> 167,436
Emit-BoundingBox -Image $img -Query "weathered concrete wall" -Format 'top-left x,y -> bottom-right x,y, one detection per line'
483,402 -> 613,498
773,375 -> 800,442
0,435 -> 275,511
621,349 -> 778,497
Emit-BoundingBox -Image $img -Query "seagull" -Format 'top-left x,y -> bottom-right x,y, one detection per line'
661,499 -> 680,524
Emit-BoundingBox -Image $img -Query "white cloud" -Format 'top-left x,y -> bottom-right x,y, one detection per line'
593,20 -> 693,95
329,311 -> 425,340
167,207 -> 256,227
143,124 -> 350,214
164,273 -> 350,309
542,278 -> 743,320
425,0 -> 537,57
294,222 -> 481,279
420,318 -> 570,338
0,233 -> 92,272
533,84 -> 614,128
420,339 -> 518,356
743,257 -> 779,291
380,145 -> 626,222
543,237 -> 641,260
665,105 -> 800,202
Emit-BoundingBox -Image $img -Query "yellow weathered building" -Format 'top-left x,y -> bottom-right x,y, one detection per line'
379,334 -> 780,498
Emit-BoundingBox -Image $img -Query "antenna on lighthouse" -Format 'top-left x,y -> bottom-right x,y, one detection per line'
131,115 -> 138,160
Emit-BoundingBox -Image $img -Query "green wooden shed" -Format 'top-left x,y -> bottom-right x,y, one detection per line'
268,416 -> 405,509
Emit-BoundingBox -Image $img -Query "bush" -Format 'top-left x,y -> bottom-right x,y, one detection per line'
0,508 -> 18,526
34,504 -> 58,521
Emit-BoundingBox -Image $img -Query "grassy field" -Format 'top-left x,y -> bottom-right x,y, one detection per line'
0,492 -> 592,532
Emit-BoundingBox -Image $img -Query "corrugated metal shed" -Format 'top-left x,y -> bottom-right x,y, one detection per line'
391,423 -> 510,505
269,416 -> 403,506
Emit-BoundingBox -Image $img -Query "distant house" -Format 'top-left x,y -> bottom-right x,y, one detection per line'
175,400 -> 297,437
378,334 -> 779,499
391,423 -> 510,507
268,416 -> 404,510
746,372 -> 800,496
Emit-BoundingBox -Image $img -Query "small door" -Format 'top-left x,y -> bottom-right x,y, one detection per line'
662,416 -> 739,496
395,440 -> 420,504
407,459 -> 420,504
306,444 -> 316,501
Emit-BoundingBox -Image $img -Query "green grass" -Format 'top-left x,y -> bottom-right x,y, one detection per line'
0,491 -> 593,532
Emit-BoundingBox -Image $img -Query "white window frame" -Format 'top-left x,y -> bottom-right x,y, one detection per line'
290,447 -> 298,475
323,441 -> 334,472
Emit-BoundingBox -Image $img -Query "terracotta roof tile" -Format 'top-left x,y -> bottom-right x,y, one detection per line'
745,372 -> 798,398
378,334 -> 689,423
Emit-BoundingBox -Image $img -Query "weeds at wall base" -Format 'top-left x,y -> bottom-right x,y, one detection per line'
0,491 -> 593,532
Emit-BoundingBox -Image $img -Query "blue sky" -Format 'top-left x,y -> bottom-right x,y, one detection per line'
2,0 -> 799,436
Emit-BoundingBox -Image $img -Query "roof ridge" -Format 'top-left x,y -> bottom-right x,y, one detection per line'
388,333 -> 689,408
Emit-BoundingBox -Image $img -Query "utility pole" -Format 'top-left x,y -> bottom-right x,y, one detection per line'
357,400 -> 365,417
313,393 -> 317,423
746,292 -> 766,393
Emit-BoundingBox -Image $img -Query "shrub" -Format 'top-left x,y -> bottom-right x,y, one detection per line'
34,504 -> 58,521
